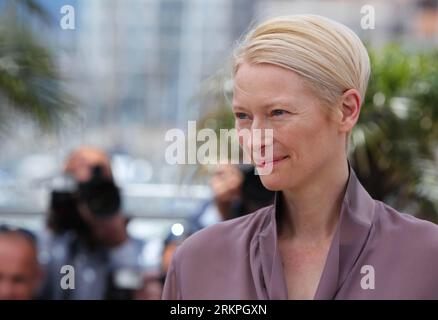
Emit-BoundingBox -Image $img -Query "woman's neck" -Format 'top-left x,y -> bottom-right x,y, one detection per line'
279,158 -> 349,244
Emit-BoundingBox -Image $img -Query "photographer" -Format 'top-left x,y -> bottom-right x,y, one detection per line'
39,146 -> 148,300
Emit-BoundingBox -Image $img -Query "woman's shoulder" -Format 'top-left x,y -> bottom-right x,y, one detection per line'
376,200 -> 438,251
174,204 -> 274,258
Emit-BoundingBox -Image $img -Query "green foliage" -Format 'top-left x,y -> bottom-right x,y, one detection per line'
352,45 -> 438,221
0,0 -> 75,133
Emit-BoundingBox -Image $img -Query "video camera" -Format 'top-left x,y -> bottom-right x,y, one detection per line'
48,165 -> 120,234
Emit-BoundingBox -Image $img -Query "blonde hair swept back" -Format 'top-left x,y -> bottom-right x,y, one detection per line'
233,14 -> 371,112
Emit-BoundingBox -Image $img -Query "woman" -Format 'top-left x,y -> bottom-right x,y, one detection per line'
162,15 -> 438,299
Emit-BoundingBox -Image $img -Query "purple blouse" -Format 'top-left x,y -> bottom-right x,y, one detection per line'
162,169 -> 438,299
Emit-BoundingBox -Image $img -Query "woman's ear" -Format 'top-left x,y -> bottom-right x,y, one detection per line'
338,89 -> 361,133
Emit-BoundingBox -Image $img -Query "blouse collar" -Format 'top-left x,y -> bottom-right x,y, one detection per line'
253,165 -> 377,299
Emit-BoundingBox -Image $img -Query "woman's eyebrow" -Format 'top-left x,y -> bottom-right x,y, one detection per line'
231,104 -> 249,111
264,101 -> 291,109
233,99 -> 297,111
261,101 -> 296,110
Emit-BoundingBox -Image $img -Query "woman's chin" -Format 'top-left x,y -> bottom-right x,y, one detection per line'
258,174 -> 287,191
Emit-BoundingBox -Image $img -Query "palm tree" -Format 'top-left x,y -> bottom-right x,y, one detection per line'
0,0 -> 75,133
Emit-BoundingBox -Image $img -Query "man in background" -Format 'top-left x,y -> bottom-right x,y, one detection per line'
0,226 -> 42,300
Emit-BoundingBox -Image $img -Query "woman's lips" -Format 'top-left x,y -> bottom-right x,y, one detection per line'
255,155 -> 290,168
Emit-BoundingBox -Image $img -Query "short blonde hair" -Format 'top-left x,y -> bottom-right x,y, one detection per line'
233,14 -> 371,113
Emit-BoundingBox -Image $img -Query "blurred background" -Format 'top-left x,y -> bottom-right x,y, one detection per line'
0,0 -> 437,299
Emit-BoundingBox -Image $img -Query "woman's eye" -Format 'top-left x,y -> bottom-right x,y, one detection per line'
235,112 -> 250,120
271,109 -> 288,116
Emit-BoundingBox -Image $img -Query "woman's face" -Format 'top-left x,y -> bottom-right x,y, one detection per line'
232,63 -> 345,191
